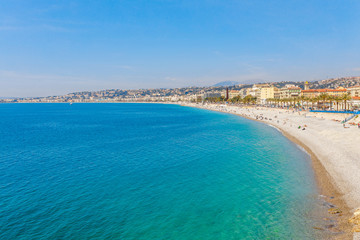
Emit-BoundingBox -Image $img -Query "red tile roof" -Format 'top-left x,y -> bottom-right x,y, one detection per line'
301,88 -> 347,93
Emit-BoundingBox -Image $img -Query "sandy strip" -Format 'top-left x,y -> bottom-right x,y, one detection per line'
181,102 -> 360,239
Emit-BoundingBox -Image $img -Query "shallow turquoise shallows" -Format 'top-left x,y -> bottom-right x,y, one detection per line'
0,103 -> 319,239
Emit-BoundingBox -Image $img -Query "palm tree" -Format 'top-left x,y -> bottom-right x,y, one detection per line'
251,96 -> 257,105
243,95 -> 253,105
270,98 -> 276,107
299,95 -> 306,108
284,98 -> 290,108
288,98 -> 292,107
283,98 -> 288,107
318,94 -> 329,110
313,96 -> 320,110
295,97 -> 301,108
230,96 -> 241,104
275,98 -> 280,108
266,98 -> 272,106
303,97 -> 310,110
334,96 -> 342,111
342,93 -> 352,111
327,95 -> 334,110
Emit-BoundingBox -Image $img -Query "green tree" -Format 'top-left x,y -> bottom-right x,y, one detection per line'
327,95 -> 334,110
318,93 -> 329,110
334,96 -> 341,111
243,95 -> 254,105
342,93 -> 352,111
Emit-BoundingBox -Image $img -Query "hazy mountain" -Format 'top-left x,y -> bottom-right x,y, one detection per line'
212,81 -> 240,87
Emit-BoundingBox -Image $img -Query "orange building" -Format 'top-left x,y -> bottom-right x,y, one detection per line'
301,87 -> 347,98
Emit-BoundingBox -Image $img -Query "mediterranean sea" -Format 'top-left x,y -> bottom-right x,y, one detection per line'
0,103 -> 320,239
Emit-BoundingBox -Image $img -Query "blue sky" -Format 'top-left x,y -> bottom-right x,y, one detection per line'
1,0 -> 360,97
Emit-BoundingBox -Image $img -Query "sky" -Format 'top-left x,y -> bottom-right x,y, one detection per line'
1,0 -> 360,97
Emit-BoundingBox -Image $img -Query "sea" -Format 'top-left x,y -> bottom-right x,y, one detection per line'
0,103 -> 322,239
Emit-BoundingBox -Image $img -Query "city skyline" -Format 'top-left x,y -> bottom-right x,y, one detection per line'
3,76 -> 360,103
1,1 -> 360,97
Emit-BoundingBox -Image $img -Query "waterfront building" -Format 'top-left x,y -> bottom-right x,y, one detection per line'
229,90 -> 240,99
239,88 -> 249,98
258,85 -> 278,104
347,86 -> 360,98
247,84 -> 269,102
301,87 -> 347,98
279,85 -> 301,99
301,89 -> 320,98
248,86 -> 259,97
326,87 -> 348,97
351,97 -> 360,109
274,89 -> 280,99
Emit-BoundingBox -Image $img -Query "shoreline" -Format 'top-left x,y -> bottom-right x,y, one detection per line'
181,102 -> 359,239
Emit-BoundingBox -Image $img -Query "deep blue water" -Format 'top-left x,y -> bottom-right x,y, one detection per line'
0,103 -> 320,239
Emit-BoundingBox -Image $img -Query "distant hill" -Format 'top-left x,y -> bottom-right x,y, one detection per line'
310,77 -> 360,89
236,77 -> 360,90
4,76 -> 360,103
212,81 -> 240,87
272,81 -> 305,89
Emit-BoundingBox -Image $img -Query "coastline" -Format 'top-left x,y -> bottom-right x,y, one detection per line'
181,102 -> 360,239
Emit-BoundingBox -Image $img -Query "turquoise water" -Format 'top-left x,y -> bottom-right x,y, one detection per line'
0,103 -> 319,239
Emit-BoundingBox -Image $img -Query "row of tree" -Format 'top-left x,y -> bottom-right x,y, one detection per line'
266,93 -> 353,110
204,93 -> 354,111
204,95 -> 258,104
